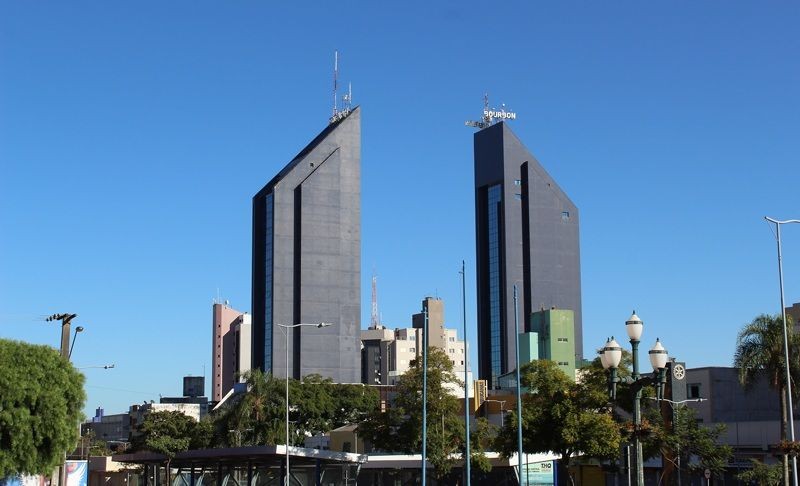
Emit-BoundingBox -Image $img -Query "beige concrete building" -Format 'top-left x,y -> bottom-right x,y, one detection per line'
212,301 -> 251,401
361,297 -> 470,395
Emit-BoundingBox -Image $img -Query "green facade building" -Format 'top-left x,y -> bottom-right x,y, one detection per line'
531,308 -> 576,380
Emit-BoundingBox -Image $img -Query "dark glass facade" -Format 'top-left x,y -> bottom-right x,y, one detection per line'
474,122 -> 582,389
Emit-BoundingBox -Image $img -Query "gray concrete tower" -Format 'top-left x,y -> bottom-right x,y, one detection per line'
252,107 -> 361,383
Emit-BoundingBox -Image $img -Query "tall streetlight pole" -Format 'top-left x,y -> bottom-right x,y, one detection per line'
461,260 -> 471,486
765,216 -> 800,486
602,312 -> 669,486
276,322 -> 332,486
421,308 -> 429,486
513,285 -> 524,485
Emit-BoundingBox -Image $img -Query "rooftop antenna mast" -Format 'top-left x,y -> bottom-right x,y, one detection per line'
329,50 -> 352,124
370,272 -> 382,329
332,50 -> 339,119
465,93 -> 517,130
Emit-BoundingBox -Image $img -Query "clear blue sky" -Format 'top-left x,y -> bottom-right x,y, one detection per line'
1,2 -> 798,417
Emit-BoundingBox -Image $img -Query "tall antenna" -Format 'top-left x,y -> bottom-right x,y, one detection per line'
332,50 -> 339,118
465,93 -> 517,130
329,51 -> 353,124
370,273 -> 381,329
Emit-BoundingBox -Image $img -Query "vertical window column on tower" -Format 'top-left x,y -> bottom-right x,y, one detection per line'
487,183 -> 503,389
263,193 -> 274,373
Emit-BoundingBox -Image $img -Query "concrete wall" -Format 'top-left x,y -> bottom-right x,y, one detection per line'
685,367 -> 792,454
252,108 -> 361,383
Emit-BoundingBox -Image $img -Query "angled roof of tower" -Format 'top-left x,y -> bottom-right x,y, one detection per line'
255,106 -> 360,198
474,121 -> 577,209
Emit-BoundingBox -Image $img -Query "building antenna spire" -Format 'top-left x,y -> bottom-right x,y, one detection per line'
371,272 -> 382,329
332,50 -> 339,118
329,51 -> 353,124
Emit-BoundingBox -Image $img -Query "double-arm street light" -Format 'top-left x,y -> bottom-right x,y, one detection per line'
276,322 -> 332,486
601,311 -> 669,486
765,216 -> 800,486
642,397 -> 705,486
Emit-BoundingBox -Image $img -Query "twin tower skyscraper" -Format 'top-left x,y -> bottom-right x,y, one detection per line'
251,106 -> 581,389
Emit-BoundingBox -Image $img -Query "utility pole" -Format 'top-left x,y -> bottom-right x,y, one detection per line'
46,313 -> 77,486
46,313 -> 77,359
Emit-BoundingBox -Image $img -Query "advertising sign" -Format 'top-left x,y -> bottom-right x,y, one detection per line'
519,459 -> 557,486
66,461 -> 88,486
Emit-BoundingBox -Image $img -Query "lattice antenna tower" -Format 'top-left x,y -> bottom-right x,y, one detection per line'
329,50 -> 352,124
370,273 -> 382,329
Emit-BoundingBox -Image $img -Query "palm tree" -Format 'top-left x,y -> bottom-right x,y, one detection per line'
734,314 -> 800,486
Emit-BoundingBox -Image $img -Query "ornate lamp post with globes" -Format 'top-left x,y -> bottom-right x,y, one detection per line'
601,311 -> 670,486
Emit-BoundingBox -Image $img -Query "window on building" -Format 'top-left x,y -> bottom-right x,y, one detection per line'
449,337 -> 455,342
687,383 -> 701,399
514,179 -> 521,186
561,211 -> 570,222
558,361 -> 568,366
514,193 -> 522,201
409,347 -> 415,353
450,348 -> 455,353
557,337 -> 569,342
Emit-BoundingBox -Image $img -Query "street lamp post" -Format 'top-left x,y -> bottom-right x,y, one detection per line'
643,397 -> 705,486
602,311 -> 669,486
765,216 -> 800,486
461,260 -> 471,486
68,326 -> 84,359
276,322 -> 332,486
422,308 -> 429,486
45,313 -> 79,486
513,285 -> 525,485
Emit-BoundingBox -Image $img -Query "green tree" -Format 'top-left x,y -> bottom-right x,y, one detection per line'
738,459 -> 783,486
0,339 -> 86,477
644,406 -> 731,483
218,370 -> 379,448
496,359 -> 623,486
216,369 -> 286,446
359,348 -> 479,479
132,410 -> 211,484
290,374 -> 378,439
734,314 -> 800,486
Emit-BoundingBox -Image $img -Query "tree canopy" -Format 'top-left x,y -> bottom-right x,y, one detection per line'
734,313 -> 800,485
0,339 -> 86,477
496,359 -> 622,484
359,347 -> 482,479
216,369 -> 379,448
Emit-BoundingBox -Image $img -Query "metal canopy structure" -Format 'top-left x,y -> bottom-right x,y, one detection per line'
113,446 -> 365,486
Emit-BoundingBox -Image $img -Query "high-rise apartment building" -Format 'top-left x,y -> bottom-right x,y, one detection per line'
212,302 -> 246,402
360,297 -> 469,386
252,108 -> 361,383
473,121 -> 582,388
